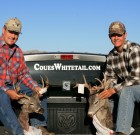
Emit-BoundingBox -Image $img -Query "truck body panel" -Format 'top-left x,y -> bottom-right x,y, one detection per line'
24,52 -> 106,134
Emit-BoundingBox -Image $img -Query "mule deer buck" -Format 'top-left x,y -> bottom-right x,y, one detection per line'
74,74 -> 114,135
13,76 -> 49,132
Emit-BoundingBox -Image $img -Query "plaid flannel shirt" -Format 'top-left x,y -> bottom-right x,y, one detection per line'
0,38 -> 38,92
105,40 -> 140,91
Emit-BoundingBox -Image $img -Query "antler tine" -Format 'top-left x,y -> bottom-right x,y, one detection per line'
95,78 -> 104,89
40,75 -> 44,88
104,79 -> 112,89
82,74 -> 91,89
102,73 -> 112,90
94,72 -> 110,90
13,81 -> 21,93
95,73 -> 112,90
83,74 -> 87,84
45,75 -> 49,86
103,73 -> 108,86
73,74 -> 90,89
13,82 -> 16,91
73,83 -> 79,88
22,93 -> 30,99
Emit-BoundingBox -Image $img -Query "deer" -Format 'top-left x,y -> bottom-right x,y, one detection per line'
74,73 -> 114,135
13,76 -> 49,132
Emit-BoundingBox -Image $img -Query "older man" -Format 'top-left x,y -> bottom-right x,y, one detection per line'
0,17 -> 54,135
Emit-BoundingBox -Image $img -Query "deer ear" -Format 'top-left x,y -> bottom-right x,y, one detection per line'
18,97 -> 30,104
32,91 -> 39,98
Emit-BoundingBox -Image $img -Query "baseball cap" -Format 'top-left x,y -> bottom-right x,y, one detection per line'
109,21 -> 126,35
4,18 -> 22,34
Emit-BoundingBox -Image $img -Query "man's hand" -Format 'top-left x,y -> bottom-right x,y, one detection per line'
6,90 -> 23,100
98,88 -> 116,99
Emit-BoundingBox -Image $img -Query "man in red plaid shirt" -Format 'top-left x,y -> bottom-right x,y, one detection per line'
0,18 -> 54,135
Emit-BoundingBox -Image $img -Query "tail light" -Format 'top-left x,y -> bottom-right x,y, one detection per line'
60,55 -> 73,60
54,54 -> 79,60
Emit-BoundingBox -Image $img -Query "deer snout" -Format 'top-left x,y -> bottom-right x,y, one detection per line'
88,112 -> 94,118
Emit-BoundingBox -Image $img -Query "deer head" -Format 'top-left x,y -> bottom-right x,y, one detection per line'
17,91 -> 44,131
17,91 -> 44,114
88,74 -> 112,116
13,75 -> 49,131
89,74 -> 113,129
13,79 -> 44,114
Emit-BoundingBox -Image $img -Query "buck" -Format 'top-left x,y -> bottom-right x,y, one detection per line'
13,76 -> 49,132
74,74 -> 114,135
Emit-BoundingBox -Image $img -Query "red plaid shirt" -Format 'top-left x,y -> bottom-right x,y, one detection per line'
0,38 -> 38,91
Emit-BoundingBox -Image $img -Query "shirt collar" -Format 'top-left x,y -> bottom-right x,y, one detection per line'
0,37 -> 5,47
123,40 -> 130,51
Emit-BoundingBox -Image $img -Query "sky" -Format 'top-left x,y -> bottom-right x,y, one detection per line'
0,0 -> 140,54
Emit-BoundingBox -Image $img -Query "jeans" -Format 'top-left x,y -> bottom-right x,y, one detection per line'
0,84 -> 47,135
116,84 -> 140,135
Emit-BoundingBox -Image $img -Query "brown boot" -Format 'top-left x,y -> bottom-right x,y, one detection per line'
36,126 -> 55,135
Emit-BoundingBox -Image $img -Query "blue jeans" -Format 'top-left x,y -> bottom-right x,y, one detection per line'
116,84 -> 140,135
0,84 -> 47,135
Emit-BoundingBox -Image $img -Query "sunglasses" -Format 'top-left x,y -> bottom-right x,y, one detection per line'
109,33 -> 124,37
8,30 -> 19,35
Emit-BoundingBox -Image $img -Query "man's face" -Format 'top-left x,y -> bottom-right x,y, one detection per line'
2,27 -> 19,46
109,32 -> 127,48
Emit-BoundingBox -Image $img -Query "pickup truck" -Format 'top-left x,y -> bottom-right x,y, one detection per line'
24,52 -> 140,135
24,52 -> 106,135
0,52 -> 139,135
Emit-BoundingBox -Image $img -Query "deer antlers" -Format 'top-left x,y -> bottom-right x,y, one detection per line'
39,75 -> 49,94
73,74 -> 91,89
13,75 -> 49,96
94,73 -> 112,91
73,74 -> 99,94
40,75 -> 49,88
74,73 -> 112,95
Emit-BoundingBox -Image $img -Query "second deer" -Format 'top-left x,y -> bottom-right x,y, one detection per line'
74,74 -> 114,135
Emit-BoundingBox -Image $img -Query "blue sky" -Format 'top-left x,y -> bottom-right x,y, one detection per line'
0,0 -> 140,54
